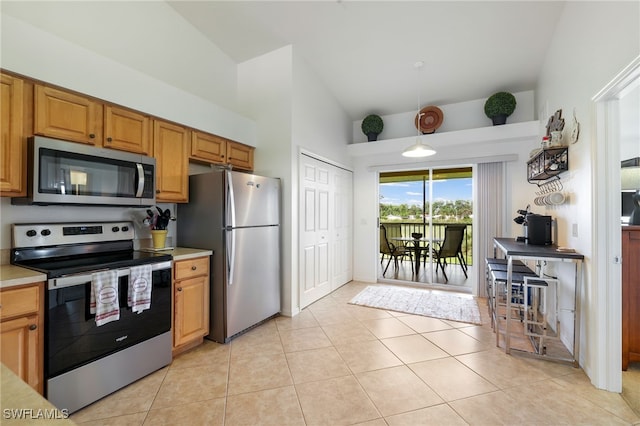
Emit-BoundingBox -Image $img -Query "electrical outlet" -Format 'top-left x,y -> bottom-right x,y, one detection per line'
572,223 -> 578,238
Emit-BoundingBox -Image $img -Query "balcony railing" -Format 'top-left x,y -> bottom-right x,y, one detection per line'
381,221 -> 473,266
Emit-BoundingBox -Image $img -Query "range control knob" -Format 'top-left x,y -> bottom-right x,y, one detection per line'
41,229 -> 51,236
26,230 -> 37,237
121,226 -> 129,232
112,226 -> 120,233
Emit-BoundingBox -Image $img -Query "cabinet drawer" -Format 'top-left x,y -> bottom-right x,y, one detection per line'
174,257 -> 209,280
0,285 -> 40,321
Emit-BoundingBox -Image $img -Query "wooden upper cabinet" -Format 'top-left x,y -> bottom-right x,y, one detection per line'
191,130 -> 226,163
153,119 -> 189,203
227,140 -> 254,171
1,73 -> 26,196
34,85 -> 102,145
104,106 -> 151,155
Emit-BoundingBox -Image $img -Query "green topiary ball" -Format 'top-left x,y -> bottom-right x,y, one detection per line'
361,114 -> 384,135
484,92 -> 517,118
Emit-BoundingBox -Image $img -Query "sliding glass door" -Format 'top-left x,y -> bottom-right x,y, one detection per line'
378,167 -> 473,288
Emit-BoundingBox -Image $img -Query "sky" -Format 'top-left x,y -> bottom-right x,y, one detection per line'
379,178 -> 472,206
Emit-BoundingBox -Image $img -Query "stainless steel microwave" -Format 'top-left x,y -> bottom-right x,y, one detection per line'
12,136 -> 156,206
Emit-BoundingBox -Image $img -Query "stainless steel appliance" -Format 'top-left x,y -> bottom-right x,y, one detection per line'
11,221 -> 172,413
12,136 -> 156,206
178,170 -> 281,343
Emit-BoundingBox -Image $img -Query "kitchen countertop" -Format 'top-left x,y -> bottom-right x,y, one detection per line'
0,264 -> 47,289
139,247 -> 212,261
0,248 -> 211,289
1,364 -> 75,424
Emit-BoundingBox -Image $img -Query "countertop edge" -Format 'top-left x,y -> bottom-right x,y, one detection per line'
0,265 -> 47,290
168,247 -> 213,261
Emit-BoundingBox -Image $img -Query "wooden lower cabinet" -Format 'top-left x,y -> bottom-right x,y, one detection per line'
173,256 -> 210,355
622,226 -> 640,370
0,283 -> 44,394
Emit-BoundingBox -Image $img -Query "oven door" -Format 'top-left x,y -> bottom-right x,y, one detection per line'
45,262 -> 172,379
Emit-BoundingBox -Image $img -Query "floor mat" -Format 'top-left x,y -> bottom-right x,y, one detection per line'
349,284 -> 481,325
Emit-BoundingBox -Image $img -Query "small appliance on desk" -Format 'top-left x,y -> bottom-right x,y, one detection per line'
513,206 -> 554,245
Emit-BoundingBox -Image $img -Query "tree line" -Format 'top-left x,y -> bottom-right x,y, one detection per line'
380,199 -> 472,221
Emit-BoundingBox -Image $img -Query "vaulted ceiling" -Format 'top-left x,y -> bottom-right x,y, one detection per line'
168,1 -> 565,119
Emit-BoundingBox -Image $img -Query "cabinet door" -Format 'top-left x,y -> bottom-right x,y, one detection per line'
191,131 -> 226,164
174,275 -> 209,347
104,106 -> 151,155
1,73 -> 26,196
0,315 -> 41,393
34,85 -> 102,144
153,120 -> 189,203
226,141 -> 254,171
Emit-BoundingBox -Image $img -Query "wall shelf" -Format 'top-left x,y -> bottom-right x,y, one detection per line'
527,147 -> 568,183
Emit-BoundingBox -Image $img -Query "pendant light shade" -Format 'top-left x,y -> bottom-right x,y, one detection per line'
403,61 -> 436,158
402,139 -> 436,157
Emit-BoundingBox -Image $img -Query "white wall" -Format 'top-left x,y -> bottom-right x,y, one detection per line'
535,1 -> 640,389
1,1 -> 239,115
352,90 -> 535,143
0,10 -> 256,252
238,46 -> 294,315
1,13 -> 254,145
292,54 -> 353,163
237,46 -> 352,316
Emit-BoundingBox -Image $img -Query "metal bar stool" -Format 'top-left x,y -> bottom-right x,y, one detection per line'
523,276 -> 559,355
485,259 -> 534,330
492,269 -> 539,346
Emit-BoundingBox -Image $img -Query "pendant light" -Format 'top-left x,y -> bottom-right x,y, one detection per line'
402,61 -> 436,158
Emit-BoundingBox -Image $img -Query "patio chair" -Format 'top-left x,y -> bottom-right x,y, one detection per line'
380,224 -> 413,275
430,224 -> 468,282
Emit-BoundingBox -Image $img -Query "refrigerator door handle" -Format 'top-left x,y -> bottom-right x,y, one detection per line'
226,229 -> 236,285
226,171 -> 236,229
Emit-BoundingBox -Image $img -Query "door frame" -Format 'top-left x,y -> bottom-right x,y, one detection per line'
376,165 -> 477,294
591,55 -> 640,392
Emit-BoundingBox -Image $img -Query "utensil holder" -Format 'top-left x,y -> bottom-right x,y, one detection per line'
151,230 -> 168,249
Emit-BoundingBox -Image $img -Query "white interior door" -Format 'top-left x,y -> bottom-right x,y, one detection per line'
332,167 -> 353,290
300,155 -> 332,308
299,154 -> 353,308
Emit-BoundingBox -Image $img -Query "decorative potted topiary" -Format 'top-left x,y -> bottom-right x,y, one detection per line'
484,92 -> 517,126
361,114 -> 384,141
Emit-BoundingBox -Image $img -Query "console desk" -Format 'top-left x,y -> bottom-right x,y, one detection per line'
493,237 -> 584,366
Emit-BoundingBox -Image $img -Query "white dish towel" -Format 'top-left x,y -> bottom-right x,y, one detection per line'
128,264 -> 152,314
90,270 -> 120,326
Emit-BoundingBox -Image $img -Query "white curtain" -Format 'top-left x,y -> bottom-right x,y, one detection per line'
477,162 -> 505,297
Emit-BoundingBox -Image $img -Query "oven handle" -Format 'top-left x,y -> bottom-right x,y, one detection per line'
48,261 -> 172,290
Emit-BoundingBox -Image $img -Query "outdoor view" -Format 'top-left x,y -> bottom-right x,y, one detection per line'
379,167 -> 474,277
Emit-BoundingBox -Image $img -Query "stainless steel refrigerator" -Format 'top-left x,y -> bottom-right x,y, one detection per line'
177,170 -> 281,343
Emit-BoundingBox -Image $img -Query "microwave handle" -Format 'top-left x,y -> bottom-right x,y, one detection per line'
135,163 -> 145,197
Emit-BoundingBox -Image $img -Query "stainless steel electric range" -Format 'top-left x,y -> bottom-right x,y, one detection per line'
11,221 -> 173,414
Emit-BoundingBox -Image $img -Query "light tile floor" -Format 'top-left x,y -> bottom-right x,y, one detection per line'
72,281 -> 640,425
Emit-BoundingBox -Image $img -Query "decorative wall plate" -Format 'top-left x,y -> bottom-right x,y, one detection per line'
415,106 -> 443,134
